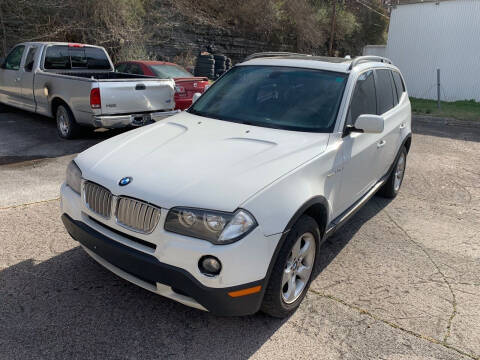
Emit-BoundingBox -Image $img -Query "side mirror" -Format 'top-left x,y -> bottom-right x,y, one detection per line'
0,58 -> 4,69
354,114 -> 384,134
192,92 -> 202,104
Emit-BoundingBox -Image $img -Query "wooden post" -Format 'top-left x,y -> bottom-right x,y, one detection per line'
437,68 -> 441,110
329,0 -> 337,57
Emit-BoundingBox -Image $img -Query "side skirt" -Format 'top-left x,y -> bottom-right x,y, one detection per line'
324,177 -> 386,239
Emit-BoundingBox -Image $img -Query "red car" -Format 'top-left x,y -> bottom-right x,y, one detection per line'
115,61 -> 210,110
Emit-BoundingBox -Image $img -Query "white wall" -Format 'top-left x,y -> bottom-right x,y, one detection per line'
363,45 -> 387,58
386,0 -> 480,101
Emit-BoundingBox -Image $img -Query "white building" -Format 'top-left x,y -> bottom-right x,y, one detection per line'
364,0 -> 480,101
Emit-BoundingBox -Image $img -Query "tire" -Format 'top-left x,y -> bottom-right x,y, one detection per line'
378,146 -> 407,198
261,215 -> 320,318
56,104 -> 81,139
214,54 -> 227,61
197,58 -> 214,65
196,64 -> 214,71
194,69 -> 214,78
198,54 -> 214,60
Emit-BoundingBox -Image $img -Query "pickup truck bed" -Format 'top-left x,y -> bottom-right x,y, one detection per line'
58,72 -> 151,79
0,42 -> 178,138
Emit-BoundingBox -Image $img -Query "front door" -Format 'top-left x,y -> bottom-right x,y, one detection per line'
19,46 -> 38,112
0,45 -> 25,107
335,69 -> 384,217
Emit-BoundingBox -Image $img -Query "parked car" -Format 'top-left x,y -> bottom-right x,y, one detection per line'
61,54 -> 412,317
116,61 -> 210,110
0,42 -> 178,139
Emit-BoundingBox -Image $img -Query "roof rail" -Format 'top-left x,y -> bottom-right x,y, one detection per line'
349,56 -> 393,70
243,52 -> 312,62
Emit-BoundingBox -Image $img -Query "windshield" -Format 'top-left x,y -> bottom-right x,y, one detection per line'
150,64 -> 192,78
188,65 -> 347,132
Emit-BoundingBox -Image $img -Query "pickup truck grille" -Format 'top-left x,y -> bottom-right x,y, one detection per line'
115,197 -> 160,234
84,181 -> 113,218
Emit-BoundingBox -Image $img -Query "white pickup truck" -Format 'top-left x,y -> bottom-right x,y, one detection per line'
0,42 -> 178,138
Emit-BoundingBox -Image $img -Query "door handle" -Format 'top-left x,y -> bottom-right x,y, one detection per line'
135,83 -> 146,90
15,77 -> 21,82
399,123 -> 406,129
377,140 -> 386,148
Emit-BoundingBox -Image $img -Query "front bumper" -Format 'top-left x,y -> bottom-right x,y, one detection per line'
62,214 -> 265,316
93,110 -> 181,128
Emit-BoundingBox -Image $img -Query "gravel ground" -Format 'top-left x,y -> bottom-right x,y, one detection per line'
0,108 -> 479,360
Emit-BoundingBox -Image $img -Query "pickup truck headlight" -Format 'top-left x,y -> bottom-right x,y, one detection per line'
66,160 -> 82,194
165,207 -> 257,244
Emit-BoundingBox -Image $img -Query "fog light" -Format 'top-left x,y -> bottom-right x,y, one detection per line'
199,256 -> 222,276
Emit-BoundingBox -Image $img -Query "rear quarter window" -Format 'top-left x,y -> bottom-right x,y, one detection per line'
392,71 -> 405,102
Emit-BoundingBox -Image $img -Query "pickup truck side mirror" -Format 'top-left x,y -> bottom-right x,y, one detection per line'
192,92 -> 202,104
353,114 -> 384,134
0,58 -> 4,69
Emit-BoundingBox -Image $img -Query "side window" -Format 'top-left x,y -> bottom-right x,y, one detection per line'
116,63 -> 128,72
129,64 -> 143,75
389,71 -> 398,107
392,71 -> 405,103
347,70 -> 377,126
3,45 -> 25,70
375,69 -> 395,114
24,47 -> 37,72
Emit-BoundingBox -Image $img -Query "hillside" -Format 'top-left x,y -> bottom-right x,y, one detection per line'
0,0 -> 388,67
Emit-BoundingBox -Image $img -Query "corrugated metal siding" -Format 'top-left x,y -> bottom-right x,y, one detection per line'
386,0 -> 480,101
363,45 -> 387,57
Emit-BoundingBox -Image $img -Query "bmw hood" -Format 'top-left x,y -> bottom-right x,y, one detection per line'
76,112 -> 331,212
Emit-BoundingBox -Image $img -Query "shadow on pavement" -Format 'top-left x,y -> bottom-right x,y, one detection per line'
413,116 -> 480,142
0,106 -> 127,166
0,197 -> 389,359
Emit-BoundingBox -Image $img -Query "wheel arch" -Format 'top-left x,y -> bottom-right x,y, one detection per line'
262,196 -> 330,293
404,134 -> 412,153
51,97 -> 71,118
283,196 -> 330,239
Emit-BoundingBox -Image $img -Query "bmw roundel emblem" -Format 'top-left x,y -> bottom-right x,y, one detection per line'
119,177 -> 132,186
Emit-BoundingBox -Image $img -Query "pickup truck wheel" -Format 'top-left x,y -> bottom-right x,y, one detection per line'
379,147 -> 407,198
261,215 -> 319,318
56,104 -> 81,139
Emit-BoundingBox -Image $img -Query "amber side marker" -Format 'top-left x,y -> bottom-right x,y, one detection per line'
228,285 -> 262,298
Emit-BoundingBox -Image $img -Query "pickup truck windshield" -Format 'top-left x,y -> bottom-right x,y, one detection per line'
189,65 -> 347,132
44,45 -> 111,70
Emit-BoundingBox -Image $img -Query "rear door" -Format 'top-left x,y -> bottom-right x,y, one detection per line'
98,78 -> 175,114
374,69 -> 401,177
0,45 -> 25,107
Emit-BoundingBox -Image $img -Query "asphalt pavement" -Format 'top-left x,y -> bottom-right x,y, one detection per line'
1,107 -> 479,359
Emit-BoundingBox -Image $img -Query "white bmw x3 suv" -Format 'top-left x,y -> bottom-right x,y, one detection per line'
61,54 -> 412,317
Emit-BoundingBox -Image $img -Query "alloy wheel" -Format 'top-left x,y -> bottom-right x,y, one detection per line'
282,232 -> 316,304
394,152 -> 406,191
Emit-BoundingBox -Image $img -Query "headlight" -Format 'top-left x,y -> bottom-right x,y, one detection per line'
165,207 -> 257,244
66,160 -> 82,194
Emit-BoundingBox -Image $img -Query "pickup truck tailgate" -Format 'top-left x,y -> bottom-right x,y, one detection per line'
98,79 -> 175,114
